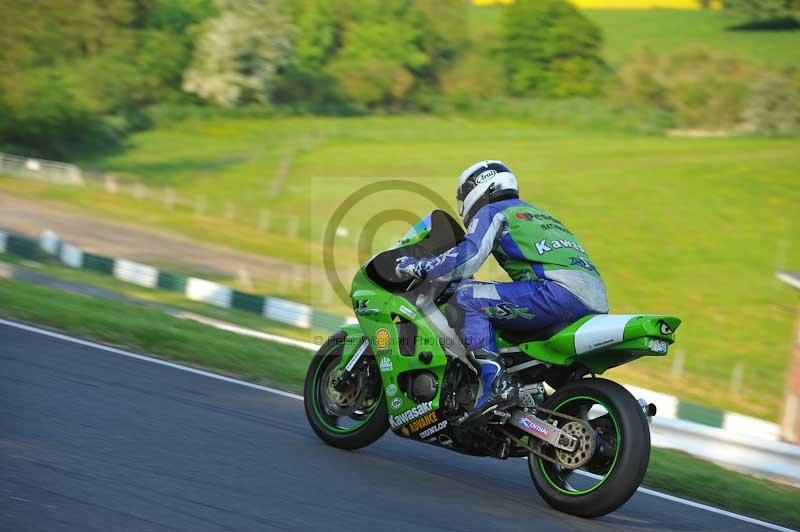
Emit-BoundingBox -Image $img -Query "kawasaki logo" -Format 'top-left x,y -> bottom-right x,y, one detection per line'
535,239 -> 585,255
389,402 -> 433,429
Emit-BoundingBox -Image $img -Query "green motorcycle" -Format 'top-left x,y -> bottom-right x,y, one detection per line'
305,210 -> 680,518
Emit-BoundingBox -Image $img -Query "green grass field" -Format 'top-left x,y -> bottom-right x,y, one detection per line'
467,6 -> 800,67
1,278 -> 798,529
3,114 -> 799,421
585,9 -> 800,66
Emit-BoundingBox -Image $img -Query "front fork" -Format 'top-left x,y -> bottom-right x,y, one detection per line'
331,339 -> 370,392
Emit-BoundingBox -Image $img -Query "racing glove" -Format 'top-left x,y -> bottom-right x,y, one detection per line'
395,256 -> 425,281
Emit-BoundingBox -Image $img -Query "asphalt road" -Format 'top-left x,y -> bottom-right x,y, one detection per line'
0,322 -> 786,532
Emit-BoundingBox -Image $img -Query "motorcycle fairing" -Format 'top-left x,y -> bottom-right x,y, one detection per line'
497,314 -> 682,374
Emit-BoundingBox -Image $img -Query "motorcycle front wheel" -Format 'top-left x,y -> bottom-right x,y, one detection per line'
304,331 -> 389,450
528,378 -> 650,517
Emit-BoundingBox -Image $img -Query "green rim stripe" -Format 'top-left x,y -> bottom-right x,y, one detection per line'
311,345 -> 381,434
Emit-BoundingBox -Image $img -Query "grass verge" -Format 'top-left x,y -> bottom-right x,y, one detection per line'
1,278 -> 798,528
0,279 -> 312,392
645,447 -> 800,529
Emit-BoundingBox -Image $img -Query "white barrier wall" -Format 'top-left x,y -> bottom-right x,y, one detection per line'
40,230 -> 60,255
59,243 -> 84,268
113,259 -> 159,289
186,277 -> 233,308
264,298 -> 311,328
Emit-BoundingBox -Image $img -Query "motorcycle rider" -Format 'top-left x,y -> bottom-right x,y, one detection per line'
395,161 -> 609,423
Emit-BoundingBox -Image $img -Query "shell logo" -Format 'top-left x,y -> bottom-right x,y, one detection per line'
375,328 -> 391,349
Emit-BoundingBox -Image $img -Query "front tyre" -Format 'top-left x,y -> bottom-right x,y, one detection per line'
528,378 -> 650,517
304,331 -> 389,450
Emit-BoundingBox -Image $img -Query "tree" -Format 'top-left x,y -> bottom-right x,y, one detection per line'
183,0 -> 292,107
500,0 -> 606,98
413,0 -> 468,78
324,0 -> 429,107
292,0 -> 338,72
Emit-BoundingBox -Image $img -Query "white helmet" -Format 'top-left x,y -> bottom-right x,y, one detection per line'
456,160 -> 519,224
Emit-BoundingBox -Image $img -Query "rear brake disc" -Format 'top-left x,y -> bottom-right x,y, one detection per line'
555,421 -> 596,469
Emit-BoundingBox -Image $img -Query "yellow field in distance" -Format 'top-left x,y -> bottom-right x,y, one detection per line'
472,0 -> 720,8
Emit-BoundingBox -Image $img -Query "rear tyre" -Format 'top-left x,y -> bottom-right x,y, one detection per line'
304,331 -> 389,450
528,378 -> 650,517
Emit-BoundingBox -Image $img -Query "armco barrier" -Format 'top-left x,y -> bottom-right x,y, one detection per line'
0,228 -> 347,334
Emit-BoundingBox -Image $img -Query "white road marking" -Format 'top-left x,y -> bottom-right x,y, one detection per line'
0,318 -> 792,531
635,485 -> 795,532
573,470 -> 794,532
167,310 -> 319,351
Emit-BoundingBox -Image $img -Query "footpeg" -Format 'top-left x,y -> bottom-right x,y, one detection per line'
491,410 -> 511,423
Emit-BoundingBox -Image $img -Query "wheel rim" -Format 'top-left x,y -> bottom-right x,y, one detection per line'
311,349 -> 383,434
537,395 -> 621,496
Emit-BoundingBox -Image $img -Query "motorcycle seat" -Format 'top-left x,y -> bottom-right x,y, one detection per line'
498,322 -> 571,345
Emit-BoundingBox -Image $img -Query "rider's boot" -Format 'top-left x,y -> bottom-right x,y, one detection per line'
459,348 -> 518,427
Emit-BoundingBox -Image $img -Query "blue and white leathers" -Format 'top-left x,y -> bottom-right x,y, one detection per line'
403,199 -> 597,347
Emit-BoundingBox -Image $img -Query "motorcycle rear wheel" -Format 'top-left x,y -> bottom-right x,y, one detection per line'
528,378 -> 650,517
304,331 -> 389,450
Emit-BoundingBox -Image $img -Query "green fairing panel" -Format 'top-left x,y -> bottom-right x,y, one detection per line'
511,314 -> 682,374
514,315 -> 594,366
344,266 -> 450,415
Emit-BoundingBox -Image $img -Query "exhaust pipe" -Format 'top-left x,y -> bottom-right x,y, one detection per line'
638,398 -> 657,422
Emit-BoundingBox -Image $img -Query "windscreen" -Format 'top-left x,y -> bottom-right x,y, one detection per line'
394,214 -> 433,248
366,210 -> 465,292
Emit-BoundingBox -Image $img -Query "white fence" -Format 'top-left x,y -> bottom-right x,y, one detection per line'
0,152 -> 83,185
